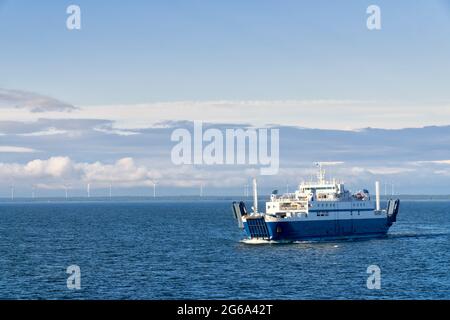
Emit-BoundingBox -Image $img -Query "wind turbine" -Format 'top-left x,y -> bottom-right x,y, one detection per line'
63,184 -> 70,200
10,184 -> 14,201
152,180 -> 157,198
31,185 -> 36,199
87,183 -> 91,198
109,183 -> 112,200
200,183 -> 203,197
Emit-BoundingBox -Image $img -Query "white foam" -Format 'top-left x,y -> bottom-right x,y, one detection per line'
240,238 -> 271,245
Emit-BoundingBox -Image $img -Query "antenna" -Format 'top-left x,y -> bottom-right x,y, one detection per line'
87,183 -> 91,198
244,184 -> 249,198
109,183 -> 112,199
316,162 -> 326,184
200,183 -> 203,197
10,184 -> 14,201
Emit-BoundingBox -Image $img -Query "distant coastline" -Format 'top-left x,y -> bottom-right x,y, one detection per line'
0,195 -> 450,202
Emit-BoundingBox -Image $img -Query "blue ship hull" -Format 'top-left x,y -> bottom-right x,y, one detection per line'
233,199 -> 400,242
243,217 -> 391,241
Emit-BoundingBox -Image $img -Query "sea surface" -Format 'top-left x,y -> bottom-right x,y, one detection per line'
0,199 -> 449,299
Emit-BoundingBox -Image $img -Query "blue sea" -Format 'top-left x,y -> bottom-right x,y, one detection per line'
0,199 -> 449,299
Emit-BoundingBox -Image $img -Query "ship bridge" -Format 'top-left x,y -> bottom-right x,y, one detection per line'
265,164 -> 372,216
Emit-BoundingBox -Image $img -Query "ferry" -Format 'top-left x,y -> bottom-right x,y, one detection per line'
232,164 -> 400,242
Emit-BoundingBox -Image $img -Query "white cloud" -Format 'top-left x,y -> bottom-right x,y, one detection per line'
349,166 -> 416,175
433,170 -> 450,175
0,157 -> 161,189
72,100 -> 450,130
19,128 -> 68,137
319,161 -> 344,166
0,88 -> 77,113
0,156 -> 259,189
416,160 -> 450,165
0,146 -> 38,153
93,127 -> 140,136
1,99 -> 450,130
1,156 -> 450,194
77,157 -> 153,184
24,157 -> 73,178
0,156 -> 73,179
366,167 -> 416,175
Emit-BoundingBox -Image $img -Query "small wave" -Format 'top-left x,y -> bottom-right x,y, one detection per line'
387,232 -> 449,240
241,235 -> 381,245
240,231 -> 449,245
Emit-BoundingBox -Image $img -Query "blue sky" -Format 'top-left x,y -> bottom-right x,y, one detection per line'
1,1 -> 450,196
1,0 -> 450,104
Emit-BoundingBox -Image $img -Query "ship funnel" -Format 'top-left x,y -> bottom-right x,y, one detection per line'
252,178 -> 258,214
375,181 -> 380,211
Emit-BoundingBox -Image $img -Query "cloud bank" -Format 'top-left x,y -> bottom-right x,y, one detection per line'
2,92 -> 450,131
1,88 -> 450,195
0,88 -> 78,113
